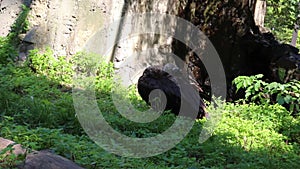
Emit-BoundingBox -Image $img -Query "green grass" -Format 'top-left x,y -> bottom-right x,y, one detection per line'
0,45 -> 299,168
0,3 -> 299,167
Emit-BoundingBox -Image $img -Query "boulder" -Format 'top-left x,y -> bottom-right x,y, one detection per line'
0,137 -> 85,169
20,150 -> 85,169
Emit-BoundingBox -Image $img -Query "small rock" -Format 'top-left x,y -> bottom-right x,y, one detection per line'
0,137 -> 26,156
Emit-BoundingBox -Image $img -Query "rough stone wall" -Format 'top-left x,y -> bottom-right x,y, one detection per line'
25,0 -> 110,56
22,0 -> 179,62
84,0 -> 181,84
0,0 -> 31,36
1,0 -> 181,83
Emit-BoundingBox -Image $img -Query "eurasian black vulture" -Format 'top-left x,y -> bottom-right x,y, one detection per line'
137,64 -> 207,119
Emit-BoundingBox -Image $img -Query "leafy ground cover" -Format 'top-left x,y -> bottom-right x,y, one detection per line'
0,4 -> 299,167
0,45 -> 300,168
265,0 -> 300,48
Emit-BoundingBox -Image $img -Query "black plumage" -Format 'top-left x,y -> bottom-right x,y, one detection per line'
137,65 -> 207,119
